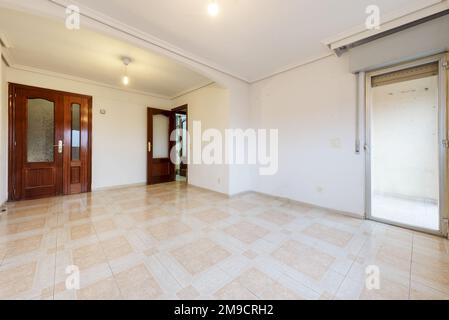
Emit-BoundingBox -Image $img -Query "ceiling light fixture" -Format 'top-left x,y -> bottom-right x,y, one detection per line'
121,56 -> 132,86
208,0 -> 219,17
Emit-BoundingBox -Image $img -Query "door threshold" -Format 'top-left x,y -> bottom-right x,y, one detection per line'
367,216 -> 444,237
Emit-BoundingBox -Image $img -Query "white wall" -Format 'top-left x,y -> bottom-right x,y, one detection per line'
250,55 -> 365,216
372,76 -> 439,201
173,84 -> 230,194
0,54 -> 7,204
4,67 -> 172,191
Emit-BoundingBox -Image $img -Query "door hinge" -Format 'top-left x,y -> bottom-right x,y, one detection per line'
443,62 -> 449,70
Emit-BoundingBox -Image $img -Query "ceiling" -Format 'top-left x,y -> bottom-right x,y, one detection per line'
73,0 -> 419,81
0,8 -> 212,98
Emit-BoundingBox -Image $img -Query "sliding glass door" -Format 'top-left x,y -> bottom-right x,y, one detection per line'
366,55 -> 448,235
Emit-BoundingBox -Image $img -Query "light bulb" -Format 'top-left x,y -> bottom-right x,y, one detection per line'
208,1 -> 219,16
122,75 -> 129,86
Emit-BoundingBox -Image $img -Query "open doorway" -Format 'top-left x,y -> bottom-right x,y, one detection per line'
366,56 -> 448,235
147,104 -> 188,185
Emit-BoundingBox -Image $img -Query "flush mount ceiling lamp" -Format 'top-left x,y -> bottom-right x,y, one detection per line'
121,56 -> 132,86
207,0 -> 220,17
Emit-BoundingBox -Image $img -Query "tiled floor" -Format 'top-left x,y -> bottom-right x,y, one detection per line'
372,194 -> 439,231
0,182 -> 448,300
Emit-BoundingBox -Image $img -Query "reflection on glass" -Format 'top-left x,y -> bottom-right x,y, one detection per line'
71,104 -> 81,161
27,98 -> 55,163
153,114 -> 169,159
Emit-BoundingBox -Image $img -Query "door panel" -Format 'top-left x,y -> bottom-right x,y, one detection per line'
63,95 -> 90,195
147,108 -> 175,185
14,87 -> 64,200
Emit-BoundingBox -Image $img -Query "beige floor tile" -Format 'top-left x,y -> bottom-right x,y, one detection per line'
177,285 -> 200,300
410,282 -> 449,300
359,278 -> 409,300
215,268 -> 302,300
101,236 -> 134,261
5,205 -> 50,220
70,224 -> 96,241
243,250 -> 258,260
303,223 -> 354,248
114,264 -> 163,299
272,240 -> 335,281
130,208 -> 172,222
226,200 -> 256,212
214,280 -> 259,300
224,221 -> 269,244
4,235 -> 43,258
171,239 -> 231,275
94,218 -> 117,234
77,277 -> 122,300
69,207 -> 108,222
72,243 -> 107,270
0,218 -> 47,236
147,220 -> 192,241
411,261 -> 449,294
258,209 -> 295,226
0,262 -> 37,299
194,209 -> 230,224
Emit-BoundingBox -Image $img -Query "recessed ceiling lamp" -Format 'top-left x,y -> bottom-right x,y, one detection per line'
208,0 -> 219,17
121,56 -> 132,86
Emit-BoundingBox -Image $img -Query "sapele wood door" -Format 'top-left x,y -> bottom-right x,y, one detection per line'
9,84 -> 92,201
147,107 -> 176,185
63,95 -> 92,195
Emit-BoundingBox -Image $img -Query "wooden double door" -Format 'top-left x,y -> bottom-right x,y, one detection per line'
9,84 -> 92,201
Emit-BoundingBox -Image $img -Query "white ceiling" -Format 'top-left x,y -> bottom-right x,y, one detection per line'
73,0 -> 419,81
0,8 -> 212,98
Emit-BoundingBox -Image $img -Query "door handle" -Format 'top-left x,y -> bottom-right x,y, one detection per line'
54,140 -> 64,154
148,142 -> 152,153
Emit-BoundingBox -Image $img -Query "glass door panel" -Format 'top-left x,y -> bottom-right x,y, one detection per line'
370,66 -> 440,231
27,98 -> 55,163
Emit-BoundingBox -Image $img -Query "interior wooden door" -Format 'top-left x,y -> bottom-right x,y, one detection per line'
147,107 -> 175,185
11,86 -> 64,200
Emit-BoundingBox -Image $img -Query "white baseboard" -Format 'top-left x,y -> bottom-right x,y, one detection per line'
230,190 -> 364,220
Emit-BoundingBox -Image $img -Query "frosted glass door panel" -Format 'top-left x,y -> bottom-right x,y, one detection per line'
153,114 -> 169,159
71,103 -> 81,161
27,98 -> 55,163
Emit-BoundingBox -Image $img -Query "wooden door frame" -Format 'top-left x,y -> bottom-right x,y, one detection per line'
8,83 -> 93,201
